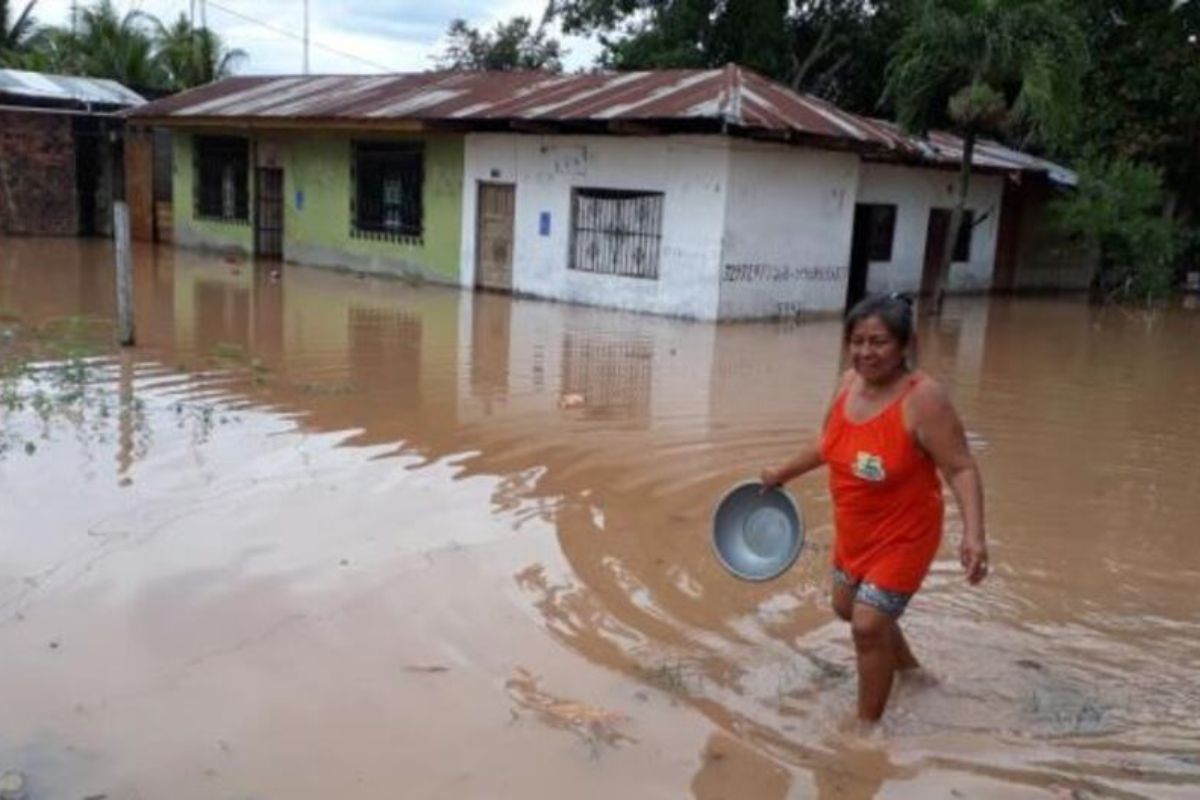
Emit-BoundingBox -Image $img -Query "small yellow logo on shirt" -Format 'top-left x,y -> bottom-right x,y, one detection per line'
852,451 -> 886,482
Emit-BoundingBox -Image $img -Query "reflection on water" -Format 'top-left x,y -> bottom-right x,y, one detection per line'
2,237 -> 1200,798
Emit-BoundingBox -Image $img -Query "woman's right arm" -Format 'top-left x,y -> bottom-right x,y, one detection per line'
760,436 -> 824,488
761,370 -> 852,489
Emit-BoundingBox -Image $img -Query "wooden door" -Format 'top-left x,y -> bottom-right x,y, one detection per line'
992,181 -> 1023,292
921,208 -> 950,296
476,182 -> 515,291
255,167 -> 284,259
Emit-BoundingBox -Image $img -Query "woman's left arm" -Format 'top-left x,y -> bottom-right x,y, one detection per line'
910,381 -> 988,585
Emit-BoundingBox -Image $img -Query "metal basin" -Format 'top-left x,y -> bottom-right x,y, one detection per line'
711,481 -> 805,581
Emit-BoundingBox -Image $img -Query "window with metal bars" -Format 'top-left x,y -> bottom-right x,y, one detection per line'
194,136 -> 249,222
351,141 -> 424,242
569,188 -> 664,280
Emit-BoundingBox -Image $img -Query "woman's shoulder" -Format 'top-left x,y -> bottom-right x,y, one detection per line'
906,372 -> 955,417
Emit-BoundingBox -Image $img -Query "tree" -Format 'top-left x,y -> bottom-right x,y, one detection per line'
72,0 -> 164,89
787,1 -> 901,106
154,13 -> 246,89
0,0 -> 38,64
554,0 -> 789,77
551,0 -> 897,104
884,0 -> 1089,313
1072,1 -> 1199,252
435,16 -> 563,71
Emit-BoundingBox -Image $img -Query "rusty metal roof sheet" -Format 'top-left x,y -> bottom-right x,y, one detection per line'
127,65 -> 904,151
0,68 -> 145,108
128,65 -> 1073,182
864,120 -> 1077,186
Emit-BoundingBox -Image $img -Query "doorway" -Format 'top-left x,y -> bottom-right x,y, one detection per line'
921,208 -> 951,296
255,167 -> 284,259
475,182 -> 515,292
845,203 -> 896,310
846,204 -> 874,309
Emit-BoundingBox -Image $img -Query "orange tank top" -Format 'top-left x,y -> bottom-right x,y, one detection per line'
820,373 -> 944,593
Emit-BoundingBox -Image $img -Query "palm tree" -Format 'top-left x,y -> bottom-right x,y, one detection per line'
0,0 -> 39,64
884,0 -> 1088,313
73,0 -> 164,89
18,26 -> 83,73
154,13 -> 246,89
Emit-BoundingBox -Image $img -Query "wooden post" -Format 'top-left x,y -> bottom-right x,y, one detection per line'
114,201 -> 135,346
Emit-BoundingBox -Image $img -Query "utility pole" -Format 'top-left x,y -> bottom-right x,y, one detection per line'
304,0 -> 311,74
114,202 -> 135,346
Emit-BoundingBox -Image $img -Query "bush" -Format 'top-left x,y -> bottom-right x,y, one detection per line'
1052,157 -> 1178,305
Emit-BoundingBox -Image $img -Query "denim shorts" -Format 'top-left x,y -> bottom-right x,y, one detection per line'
833,566 -> 912,617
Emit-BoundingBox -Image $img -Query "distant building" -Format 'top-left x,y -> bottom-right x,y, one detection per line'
0,69 -> 145,237
126,66 -> 1089,320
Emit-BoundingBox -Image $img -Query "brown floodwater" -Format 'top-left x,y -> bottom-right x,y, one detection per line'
1,236 -> 1198,799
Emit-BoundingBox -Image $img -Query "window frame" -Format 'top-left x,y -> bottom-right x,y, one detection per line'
350,140 -> 425,244
193,135 -> 249,223
568,187 -> 665,281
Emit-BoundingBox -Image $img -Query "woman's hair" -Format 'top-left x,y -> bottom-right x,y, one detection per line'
844,292 -> 915,347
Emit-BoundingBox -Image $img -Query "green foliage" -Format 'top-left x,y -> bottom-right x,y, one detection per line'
553,0 -> 847,87
68,0 -> 163,88
884,0 -> 1089,146
1052,157 -> 1178,304
8,0 -> 244,90
435,16 -> 563,72
153,13 -> 246,89
1072,1 -> 1199,245
0,0 -> 38,63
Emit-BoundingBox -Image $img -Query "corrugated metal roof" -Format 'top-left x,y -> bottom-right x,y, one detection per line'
864,120 -> 1077,186
0,69 -> 146,108
127,65 -> 1073,184
127,66 -> 905,151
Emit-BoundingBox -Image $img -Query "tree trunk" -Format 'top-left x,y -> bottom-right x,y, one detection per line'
929,132 -> 976,316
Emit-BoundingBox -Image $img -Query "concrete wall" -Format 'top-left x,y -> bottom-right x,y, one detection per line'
0,110 -> 77,235
718,141 -> 859,318
171,130 -> 464,283
462,134 -> 728,320
857,163 -> 1005,294
270,132 -> 463,283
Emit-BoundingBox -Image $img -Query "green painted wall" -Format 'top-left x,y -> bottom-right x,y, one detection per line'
172,132 -> 254,252
281,132 -> 463,283
172,130 -> 465,283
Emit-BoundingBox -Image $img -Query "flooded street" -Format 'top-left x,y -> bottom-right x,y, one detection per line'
2,237 -> 1199,799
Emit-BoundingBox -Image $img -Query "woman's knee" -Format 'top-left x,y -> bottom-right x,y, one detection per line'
850,606 -> 892,649
831,580 -> 856,621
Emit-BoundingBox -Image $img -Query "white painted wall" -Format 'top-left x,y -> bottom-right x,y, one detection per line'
462,134 -> 728,320
719,142 -> 859,318
857,163 -> 1005,295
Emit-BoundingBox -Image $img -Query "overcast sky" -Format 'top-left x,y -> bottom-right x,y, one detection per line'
29,0 -> 602,74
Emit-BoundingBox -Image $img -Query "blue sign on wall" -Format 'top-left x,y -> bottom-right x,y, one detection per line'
295,190 -> 305,211
539,211 -> 551,237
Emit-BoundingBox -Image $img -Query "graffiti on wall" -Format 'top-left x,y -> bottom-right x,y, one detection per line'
721,263 -> 846,283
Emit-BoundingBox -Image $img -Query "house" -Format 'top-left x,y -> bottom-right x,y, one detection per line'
125,66 -> 1085,320
0,69 -> 145,237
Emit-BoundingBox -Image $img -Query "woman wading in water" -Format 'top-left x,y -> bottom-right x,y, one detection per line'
762,293 -> 987,721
